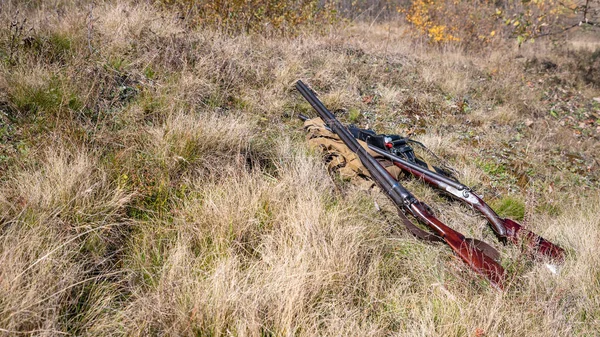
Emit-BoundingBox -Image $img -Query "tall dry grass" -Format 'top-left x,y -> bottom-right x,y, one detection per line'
0,1 -> 599,336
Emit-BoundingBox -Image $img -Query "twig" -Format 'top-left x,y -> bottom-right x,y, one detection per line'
350,4 -> 375,24
8,12 -> 26,65
583,0 -> 590,23
369,5 -> 386,28
535,0 -> 598,39
536,20 -> 598,38
86,1 -> 95,56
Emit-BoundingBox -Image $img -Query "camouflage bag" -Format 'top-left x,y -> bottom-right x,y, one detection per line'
303,117 -> 404,189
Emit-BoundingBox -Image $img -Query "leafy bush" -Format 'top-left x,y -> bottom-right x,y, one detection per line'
404,0 -> 463,43
403,0 -> 599,46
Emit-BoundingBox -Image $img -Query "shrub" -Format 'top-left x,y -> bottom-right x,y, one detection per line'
404,0 -> 462,43
402,0 -> 599,46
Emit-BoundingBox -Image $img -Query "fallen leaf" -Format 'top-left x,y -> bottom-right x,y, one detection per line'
474,327 -> 485,337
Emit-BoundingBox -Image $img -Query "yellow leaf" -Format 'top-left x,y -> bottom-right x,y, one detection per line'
490,30 -> 496,36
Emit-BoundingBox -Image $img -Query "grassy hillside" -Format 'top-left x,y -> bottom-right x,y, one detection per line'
1,1 -> 599,336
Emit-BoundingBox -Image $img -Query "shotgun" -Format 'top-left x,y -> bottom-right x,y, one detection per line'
297,113 -> 565,261
296,80 -> 505,289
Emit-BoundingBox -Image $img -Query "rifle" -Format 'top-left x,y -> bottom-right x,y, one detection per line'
296,80 -> 505,289
297,114 -> 565,261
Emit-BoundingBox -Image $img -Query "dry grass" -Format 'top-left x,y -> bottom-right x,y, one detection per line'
1,1 -> 599,336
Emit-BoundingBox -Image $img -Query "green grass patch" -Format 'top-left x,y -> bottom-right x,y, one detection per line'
9,73 -> 83,124
11,76 -> 64,116
294,102 -> 314,117
127,181 -> 172,221
348,107 -> 361,123
476,158 -> 507,176
136,89 -> 166,122
124,224 -> 176,289
106,56 -> 129,72
143,66 -> 156,80
45,32 -> 73,63
491,195 -> 525,220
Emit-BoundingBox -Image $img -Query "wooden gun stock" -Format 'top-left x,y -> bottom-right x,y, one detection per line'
381,149 -> 565,262
408,202 -> 505,288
